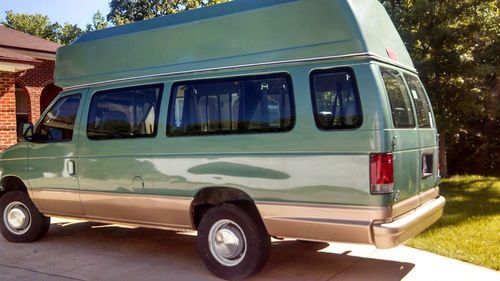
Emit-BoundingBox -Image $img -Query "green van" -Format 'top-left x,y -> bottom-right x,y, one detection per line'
0,0 -> 445,279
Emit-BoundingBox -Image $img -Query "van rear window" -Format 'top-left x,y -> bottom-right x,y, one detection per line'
167,74 -> 294,136
87,84 -> 163,140
310,68 -> 362,130
380,68 -> 415,128
404,74 -> 433,128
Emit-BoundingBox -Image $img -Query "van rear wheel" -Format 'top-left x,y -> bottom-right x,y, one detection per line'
197,204 -> 270,280
0,191 -> 50,242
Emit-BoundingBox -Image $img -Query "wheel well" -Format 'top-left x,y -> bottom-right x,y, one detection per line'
190,187 -> 262,229
0,176 -> 28,198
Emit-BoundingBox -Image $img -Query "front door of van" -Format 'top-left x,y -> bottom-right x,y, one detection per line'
28,90 -> 87,216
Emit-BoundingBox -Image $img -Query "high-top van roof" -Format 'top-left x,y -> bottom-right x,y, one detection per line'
55,0 -> 414,88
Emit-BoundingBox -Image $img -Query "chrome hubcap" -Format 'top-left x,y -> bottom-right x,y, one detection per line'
208,219 -> 246,266
3,202 -> 31,235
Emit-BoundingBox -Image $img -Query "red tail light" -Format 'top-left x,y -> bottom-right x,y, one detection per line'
370,153 -> 394,194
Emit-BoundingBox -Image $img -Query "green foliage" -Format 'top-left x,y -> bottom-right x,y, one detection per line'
407,175 -> 500,270
86,10 -> 109,32
2,10 -> 84,45
380,0 -> 499,175
2,10 -> 111,45
107,0 -> 228,25
3,10 -> 62,43
59,23 -> 84,45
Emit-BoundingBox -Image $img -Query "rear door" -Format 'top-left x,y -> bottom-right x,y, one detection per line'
380,67 -> 420,202
404,74 -> 438,193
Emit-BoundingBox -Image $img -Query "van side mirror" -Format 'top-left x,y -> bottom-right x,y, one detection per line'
19,122 -> 33,142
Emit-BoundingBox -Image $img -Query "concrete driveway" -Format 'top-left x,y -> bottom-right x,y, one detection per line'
0,218 -> 498,281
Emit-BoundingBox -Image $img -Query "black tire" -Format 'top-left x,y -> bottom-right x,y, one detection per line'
0,191 -> 51,242
197,204 -> 271,280
37,214 -> 51,240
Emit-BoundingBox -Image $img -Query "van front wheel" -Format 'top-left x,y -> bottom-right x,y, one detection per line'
0,191 -> 50,242
197,204 -> 270,280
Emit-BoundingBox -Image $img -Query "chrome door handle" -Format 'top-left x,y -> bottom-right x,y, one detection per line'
67,160 -> 76,176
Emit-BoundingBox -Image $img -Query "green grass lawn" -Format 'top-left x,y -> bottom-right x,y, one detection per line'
406,175 -> 500,270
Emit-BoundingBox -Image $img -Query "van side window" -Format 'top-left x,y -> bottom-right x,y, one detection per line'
310,68 -> 362,129
87,84 -> 163,140
33,94 -> 81,142
404,74 -> 433,128
167,74 -> 294,136
380,68 -> 415,128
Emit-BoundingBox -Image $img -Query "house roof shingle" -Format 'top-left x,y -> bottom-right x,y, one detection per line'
0,25 -> 60,53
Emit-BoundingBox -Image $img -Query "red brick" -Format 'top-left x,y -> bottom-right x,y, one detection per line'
0,61 -> 61,151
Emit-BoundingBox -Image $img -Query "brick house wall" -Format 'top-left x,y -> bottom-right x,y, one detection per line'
0,25 -> 61,152
0,60 -> 61,151
0,72 -> 17,151
16,60 -> 59,123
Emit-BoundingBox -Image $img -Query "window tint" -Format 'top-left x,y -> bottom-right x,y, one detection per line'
167,74 -> 294,136
310,68 -> 362,129
380,68 -> 415,128
87,84 -> 162,140
34,94 -> 81,142
405,74 -> 433,128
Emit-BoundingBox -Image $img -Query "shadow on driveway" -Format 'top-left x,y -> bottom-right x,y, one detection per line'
0,221 -> 414,281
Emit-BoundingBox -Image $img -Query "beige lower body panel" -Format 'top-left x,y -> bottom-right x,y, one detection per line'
31,187 -> 444,249
256,202 -> 390,244
31,188 -> 85,216
257,188 -> 445,248
79,191 -> 193,229
32,189 -> 193,230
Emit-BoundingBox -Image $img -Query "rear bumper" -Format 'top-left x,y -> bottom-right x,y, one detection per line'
372,195 -> 445,248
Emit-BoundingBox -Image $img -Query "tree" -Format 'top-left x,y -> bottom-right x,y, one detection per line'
380,0 -> 499,175
107,0 -> 228,25
2,11 -> 84,45
3,10 -> 61,43
86,10 -> 109,32
60,23 -> 83,45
